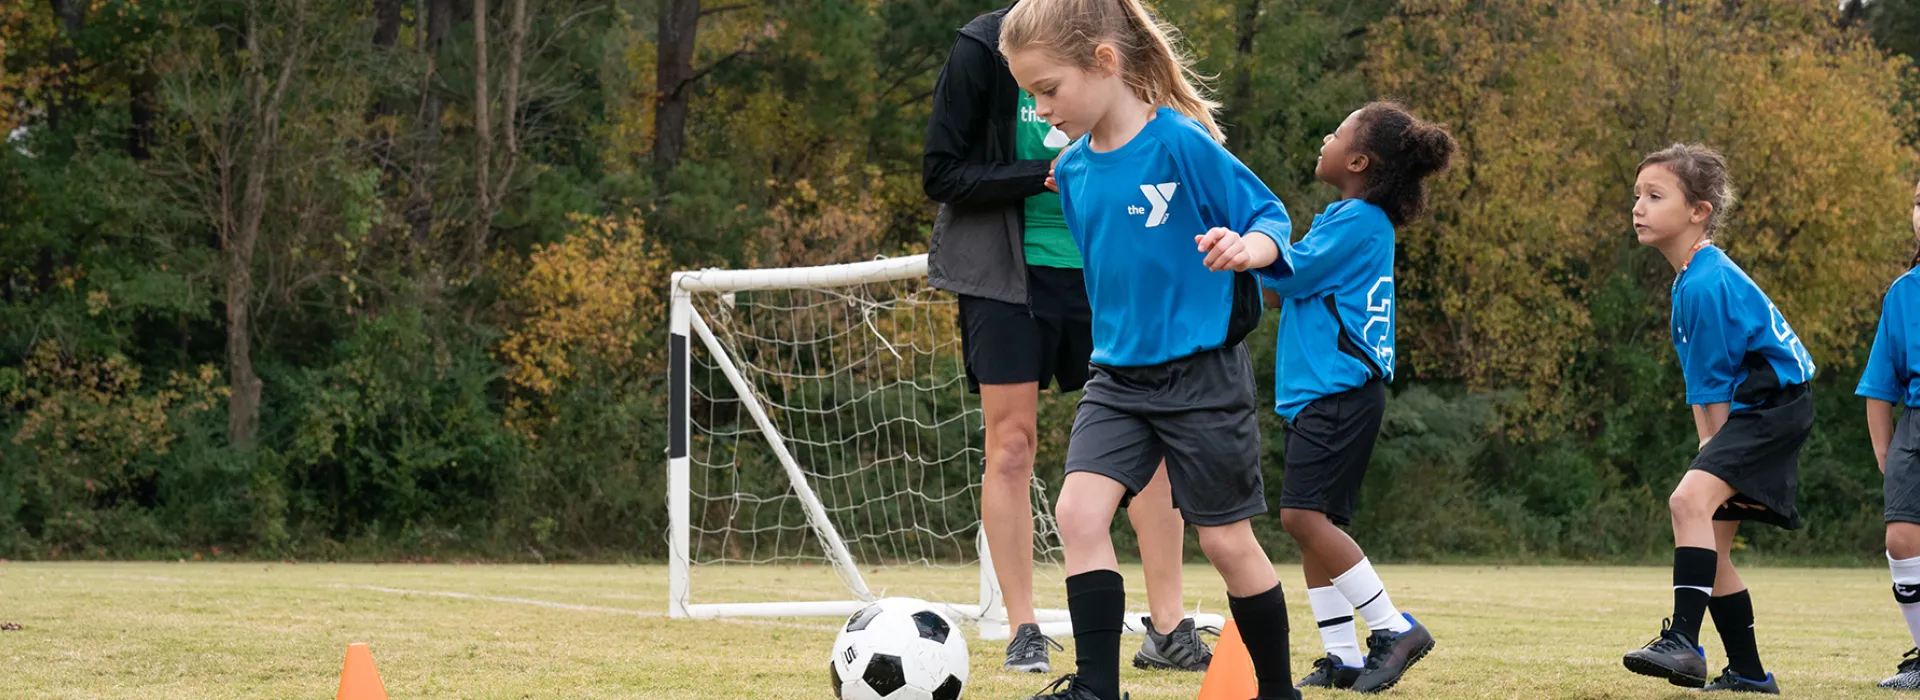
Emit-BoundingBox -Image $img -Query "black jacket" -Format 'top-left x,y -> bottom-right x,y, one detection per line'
922,6 -> 1052,304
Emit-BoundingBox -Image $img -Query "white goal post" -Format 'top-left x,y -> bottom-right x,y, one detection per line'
666,254 -> 1222,639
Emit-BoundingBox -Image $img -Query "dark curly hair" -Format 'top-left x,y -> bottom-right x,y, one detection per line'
1353,101 -> 1457,225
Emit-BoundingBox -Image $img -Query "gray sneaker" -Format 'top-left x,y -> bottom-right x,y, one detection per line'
1006,623 -> 1062,673
1881,648 -> 1920,690
1622,618 -> 1707,688
1131,616 -> 1214,672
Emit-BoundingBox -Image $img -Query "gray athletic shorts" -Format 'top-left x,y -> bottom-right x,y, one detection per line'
1063,344 -> 1265,527
1888,406 -> 1920,526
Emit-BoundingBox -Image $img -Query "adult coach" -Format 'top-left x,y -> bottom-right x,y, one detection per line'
921,1 -> 1209,674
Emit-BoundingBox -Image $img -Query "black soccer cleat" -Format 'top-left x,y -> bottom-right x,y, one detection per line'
1005,623 -> 1063,673
1882,648 -> 1920,690
1351,613 -> 1436,693
1023,674 -> 1127,700
1132,616 -> 1214,672
1296,653 -> 1363,689
1243,690 -> 1303,700
1697,667 -> 1780,694
1622,618 -> 1709,688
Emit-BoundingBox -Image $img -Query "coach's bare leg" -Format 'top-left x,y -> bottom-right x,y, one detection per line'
1128,461 -> 1188,633
981,382 -> 1041,628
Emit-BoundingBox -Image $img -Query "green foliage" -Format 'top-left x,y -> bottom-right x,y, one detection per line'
1860,0 -> 1920,63
1164,0 -> 1395,205
271,308 -> 525,554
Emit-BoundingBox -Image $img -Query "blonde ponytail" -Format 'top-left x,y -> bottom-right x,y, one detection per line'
1113,0 -> 1224,143
1001,0 -> 1225,143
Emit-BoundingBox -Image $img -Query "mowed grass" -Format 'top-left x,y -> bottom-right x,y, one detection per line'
0,561 -> 1912,698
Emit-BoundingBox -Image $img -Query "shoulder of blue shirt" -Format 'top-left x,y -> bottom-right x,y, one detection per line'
1057,135 -> 1086,164
1056,108 -> 1230,165
1149,107 -> 1213,141
1316,198 -> 1388,229
1678,247 -> 1742,295
1874,267 -> 1920,326
1889,266 -> 1920,300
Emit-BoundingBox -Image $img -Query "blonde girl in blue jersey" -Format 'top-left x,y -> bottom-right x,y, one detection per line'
999,0 -> 1302,698
922,2 -> 1206,674
1862,175 -> 1920,691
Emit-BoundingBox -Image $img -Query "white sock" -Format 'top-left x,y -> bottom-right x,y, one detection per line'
1332,557 -> 1413,634
1308,586 -> 1364,666
1891,551 -> 1920,650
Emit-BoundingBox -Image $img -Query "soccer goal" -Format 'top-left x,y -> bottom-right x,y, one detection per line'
666,254 -> 1222,640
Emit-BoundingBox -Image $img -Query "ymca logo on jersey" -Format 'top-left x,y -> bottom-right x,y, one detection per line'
1130,182 -> 1179,228
1362,276 -> 1395,373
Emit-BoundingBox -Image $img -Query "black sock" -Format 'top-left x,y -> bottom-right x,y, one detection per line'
1066,569 -> 1125,700
1711,590 -> 1765,680
1671,547 -> 1717,641
1229,582 -> 1295,699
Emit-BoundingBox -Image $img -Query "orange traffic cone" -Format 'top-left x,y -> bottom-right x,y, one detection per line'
1196,620 -> 1257,700
336,642 -> 389,700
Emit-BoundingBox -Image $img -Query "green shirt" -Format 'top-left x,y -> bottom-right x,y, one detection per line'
1016,91 -> 1081,269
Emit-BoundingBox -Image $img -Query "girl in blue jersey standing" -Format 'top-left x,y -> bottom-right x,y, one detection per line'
1241,102 -> 1454,694
1862,176 -> 1920,691
1621,144 -> 1815,695
999,1 -> 1301,698
922,1 -> 1207,674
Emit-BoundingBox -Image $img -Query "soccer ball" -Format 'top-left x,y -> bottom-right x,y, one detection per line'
829,597 -> 969,700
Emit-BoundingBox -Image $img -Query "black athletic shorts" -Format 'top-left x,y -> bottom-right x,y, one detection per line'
1277,379 -> 1387,527
1887,405 -> 1920,526
1063,344 -> 1265,527
1691,382 -> 1813,530
956,265 -> 1093,393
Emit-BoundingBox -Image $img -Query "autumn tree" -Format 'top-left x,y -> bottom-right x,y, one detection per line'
1369,0 -> 1918,426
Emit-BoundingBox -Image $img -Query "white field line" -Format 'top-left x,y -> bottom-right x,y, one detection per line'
42,570 -> 843,632
339,584 -> 840,632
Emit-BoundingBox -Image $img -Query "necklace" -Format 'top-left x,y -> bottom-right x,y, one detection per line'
1679,238 -> 1712,275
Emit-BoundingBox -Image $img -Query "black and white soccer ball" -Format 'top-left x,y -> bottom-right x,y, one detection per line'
829,597 -> 969,700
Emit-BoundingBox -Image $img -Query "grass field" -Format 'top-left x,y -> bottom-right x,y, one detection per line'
2,561 -> 1914,698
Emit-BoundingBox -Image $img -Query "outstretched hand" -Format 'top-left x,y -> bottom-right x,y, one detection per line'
1196,227 -> 1272,272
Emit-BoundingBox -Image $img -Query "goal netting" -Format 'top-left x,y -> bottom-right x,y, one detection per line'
667,254 -> 1219,639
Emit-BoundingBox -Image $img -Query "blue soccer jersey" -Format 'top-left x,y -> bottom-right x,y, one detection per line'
1670,245 -> 1816,412
1054,107 -> 1293,367
1259,199 -> 1395,421
1858,268 -> 1920,408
